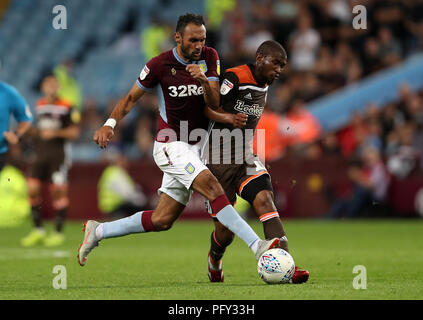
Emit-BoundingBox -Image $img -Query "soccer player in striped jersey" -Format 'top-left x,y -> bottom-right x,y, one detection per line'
204,40 -> 309,283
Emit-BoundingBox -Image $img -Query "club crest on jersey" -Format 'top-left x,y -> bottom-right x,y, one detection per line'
171,68 -> 176,76
185,163 -> 195,174
197,60 -> 208,73
220,79 -> 234,95
139,65 -> 150,80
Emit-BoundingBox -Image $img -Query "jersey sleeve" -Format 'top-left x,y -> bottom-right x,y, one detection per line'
205,47 -> 220,82
219,71 -> 239,108
9,87 -> 33,123
136,56 -> 162,93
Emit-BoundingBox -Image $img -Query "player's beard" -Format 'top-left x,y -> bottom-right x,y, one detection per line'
180,42 -> 201,61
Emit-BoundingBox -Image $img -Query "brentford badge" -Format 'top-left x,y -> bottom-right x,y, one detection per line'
220,79 -> 234,95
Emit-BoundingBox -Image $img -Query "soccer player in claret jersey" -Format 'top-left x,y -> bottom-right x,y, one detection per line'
78,14 -> 280,269
204,40 -> 310,283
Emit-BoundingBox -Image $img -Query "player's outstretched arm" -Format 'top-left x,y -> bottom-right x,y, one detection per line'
94,82 -> 146,149
204,107 -> 247,128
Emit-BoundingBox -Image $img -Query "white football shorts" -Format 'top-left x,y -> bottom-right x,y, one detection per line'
153,140 -> 208,206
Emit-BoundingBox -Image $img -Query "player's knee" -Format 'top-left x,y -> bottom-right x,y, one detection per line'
199,171 -> 225,201
253,190 -> 275,212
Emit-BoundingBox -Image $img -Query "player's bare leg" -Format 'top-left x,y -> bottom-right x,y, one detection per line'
209,189 -> 309,283
192,170 -> 280,260
78,193 -> 185,266
150,193 -> 186,231
253,190 -> 288,250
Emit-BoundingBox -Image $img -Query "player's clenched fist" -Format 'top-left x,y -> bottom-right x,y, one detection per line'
186,64 -> 208,83
93,126 -> 114,149
232,112 -> 248,128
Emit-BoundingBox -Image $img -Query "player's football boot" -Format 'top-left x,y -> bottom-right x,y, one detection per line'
208,252 -> 224,282
77,220 -> 100,266
44,231 -> 65,247
290,266 -> 310,284
21,229 -> 46,247
254,238 -> 281,260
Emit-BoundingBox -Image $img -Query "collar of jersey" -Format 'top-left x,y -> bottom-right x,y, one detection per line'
173,47 -> 189,66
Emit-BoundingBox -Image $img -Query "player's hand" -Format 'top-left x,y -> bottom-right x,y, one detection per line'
230,113 -> 248,128
93,126 -> 114,149
186,64 -> 208,83
40,129 -> 57,140
3,131 -> 19,145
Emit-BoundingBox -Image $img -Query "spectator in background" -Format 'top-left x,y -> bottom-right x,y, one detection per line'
361,37 -> 384,76
320,131 -> 341,155
140,16 -> 172,61
242,22 -> 274,59
77,98 -> 103,144
288,8 -> 321,71
205,0 -> 236,48
98,147 -> 149,220
270,0 -> 299,46
54,59 -> 82,111
282,98 -> 321,148
387,123 -> 420,179
327,146 -> 391,219
337,113 -> 368,158
378,27 -> 403,67
135,108 -> 156,159
253,109 -> 289,162
218,4 -> 247,69
381,102 -> 405,149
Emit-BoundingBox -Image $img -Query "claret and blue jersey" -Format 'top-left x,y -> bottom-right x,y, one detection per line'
136,46 -> 220,143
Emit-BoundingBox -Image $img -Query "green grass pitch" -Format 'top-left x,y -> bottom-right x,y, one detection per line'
0,219 -> 422,300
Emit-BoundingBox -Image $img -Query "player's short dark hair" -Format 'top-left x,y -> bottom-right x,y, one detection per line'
256,40 -> 287,59
176,13 -> 205,35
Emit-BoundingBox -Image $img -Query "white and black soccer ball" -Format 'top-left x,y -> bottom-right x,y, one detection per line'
257,248 -> 295,284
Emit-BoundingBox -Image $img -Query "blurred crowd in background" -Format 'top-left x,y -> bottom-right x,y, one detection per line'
1,0 -> 423,219
71,1 -> 423,155
75,0 -> 423,193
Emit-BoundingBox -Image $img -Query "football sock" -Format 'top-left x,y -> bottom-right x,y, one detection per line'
55,208 -> 67,233
31,205 -> 42,228
209,230 -> 232,262
101,210 -> 154,239
211,194 -> 259,249
259,212 -> 289,252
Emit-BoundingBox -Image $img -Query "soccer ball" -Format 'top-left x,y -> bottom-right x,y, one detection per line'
257,248 -> 295,284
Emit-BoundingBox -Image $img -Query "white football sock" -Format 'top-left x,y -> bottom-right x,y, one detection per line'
215,205 -> 260,249
102,211 -> 145,239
